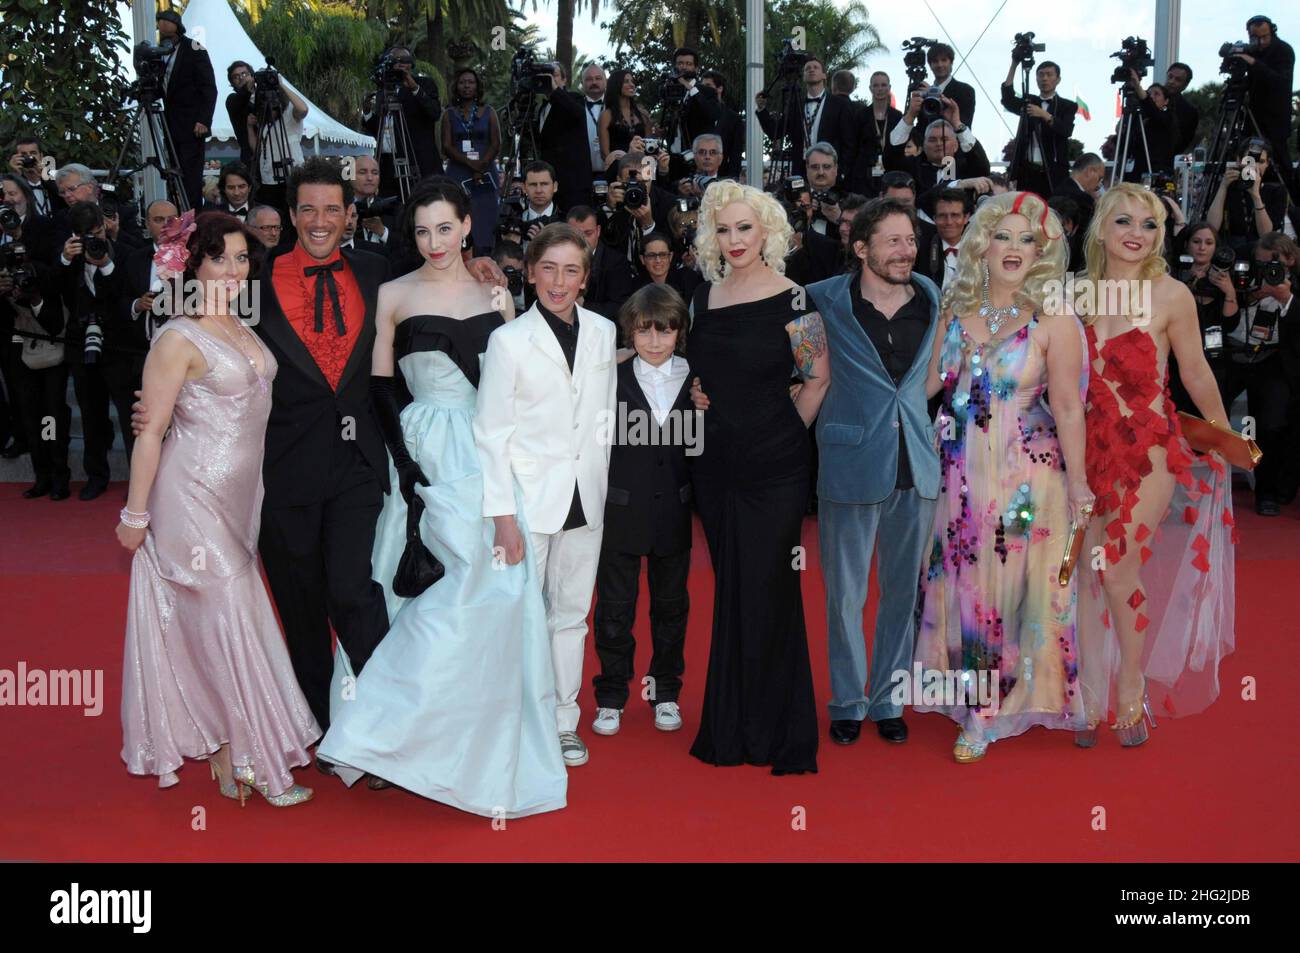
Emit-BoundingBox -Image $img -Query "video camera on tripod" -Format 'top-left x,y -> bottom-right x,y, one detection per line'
510,47 -> 555,101
254,60 -> 283,95
1218,41 -> 1261,88
1110,36 -> 1155,84
1011,32 -> 1045,69
901,37 -> 945,121
372,49 -> 414,96
778,38 -> 814,78
129,40 -> 173,102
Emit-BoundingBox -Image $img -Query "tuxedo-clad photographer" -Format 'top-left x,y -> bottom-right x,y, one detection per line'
564,205 -> 632,318
248,76 -> 308,214
1000,57 -> 1076,197
362,46 -> 443,197
924,43 -> 976,128
1164,62 -> 1200,157
1237,15 -> 1297,200
904,114 -> 992,212
155,10 -> 217,211
700,72 -> 744,178
1218,232 -> 1296,515
1,245 -> 69,498
786,192 -> 868,285
247,205 -> 284,249
535,61 -> 595,214
674,133 -> 729,200
1119,71 -> 1178,181
520,160 -> 565,244
852,72 -> 904,195
756,55 -> 854,184
621,233 -> 702,311
225,61 -> 257,166
7,137 -> 62,218
662,48 -> 722,164
205,162 -> 255,217
803,142 -> 847,237
600,151 -> 676,263
349,154 -> 396,250
58,201 -> 128,501
1207,137 -> 1289,255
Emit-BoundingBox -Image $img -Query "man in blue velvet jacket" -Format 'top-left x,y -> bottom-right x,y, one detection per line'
807,198 -> 941,746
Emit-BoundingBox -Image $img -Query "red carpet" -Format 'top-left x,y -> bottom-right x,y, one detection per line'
1,483 -> 1297,862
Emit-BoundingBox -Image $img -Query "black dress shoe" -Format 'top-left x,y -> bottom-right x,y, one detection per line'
79,481 -> 108,501
1256,498 -> 1280,517
875,717 -> 909,743
314,757 -> 337,777
22,482 -> 50,499
2,440 -> 28,459
829,719 -> 862,745
50,484 -> 71,501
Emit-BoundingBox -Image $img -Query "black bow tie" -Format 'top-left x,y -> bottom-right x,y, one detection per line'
303,259 -> 346,335
805,96 -> 821,103
231,206 -> 247,217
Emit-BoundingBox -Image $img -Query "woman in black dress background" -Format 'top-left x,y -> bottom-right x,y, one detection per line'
687,181 -> 830,774
598,69 -> 656,161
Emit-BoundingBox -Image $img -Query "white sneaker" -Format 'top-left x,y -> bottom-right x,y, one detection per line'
592,707 -> 622,736
558,731 -> 588,766
654,702 -> 682,732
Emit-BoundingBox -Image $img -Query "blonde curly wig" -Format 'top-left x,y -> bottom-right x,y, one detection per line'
692,180 -> 794,283
940,191 -> 1068,319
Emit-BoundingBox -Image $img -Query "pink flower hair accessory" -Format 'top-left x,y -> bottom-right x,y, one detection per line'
153,208 -> 198,280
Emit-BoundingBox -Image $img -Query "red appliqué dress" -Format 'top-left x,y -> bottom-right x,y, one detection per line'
1078,325 -> 1236,720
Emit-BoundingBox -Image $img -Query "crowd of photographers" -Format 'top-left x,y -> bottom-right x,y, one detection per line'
1,11 -> 1298,512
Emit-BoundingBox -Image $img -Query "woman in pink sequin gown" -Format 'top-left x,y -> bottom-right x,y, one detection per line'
118,213 -> 319,805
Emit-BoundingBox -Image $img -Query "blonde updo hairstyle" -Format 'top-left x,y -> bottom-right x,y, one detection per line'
692,180 -> 794,283
1079,182 -> 1169,325
941,190 -> 1068,319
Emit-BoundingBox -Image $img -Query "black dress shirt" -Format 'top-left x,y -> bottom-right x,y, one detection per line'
850,278 -> 931,489
539,302 -> 587,529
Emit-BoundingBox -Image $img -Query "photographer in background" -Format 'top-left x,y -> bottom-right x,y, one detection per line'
155,10 -> 216,211
906,112 -> 992,213
1238,15 -> 1297,200
1001,54 -> 1076,197
851,72 -> 904,195
756,55 -> 854,184
535,61 -> 594,214
601,151 -> 675,263
225,61 -> 257,166
7,137 -> 61,217
1121,71 -> 1177,181
1,245 -> 68,498
1219,231 -> 1296,516
565,205 -> 634,318
663,48 -> 722,162
787,191 -> 867,285
58,201 -> 124,501
1207,137 -> 1289,255
674,133 -> 729,199
2,174 -> 58,264
804,143 -> 844,236
700,72 -> 744,179
362,46 -> 443,197
1051,152 -> 1103,234
925,43 -> 976,127
248,70 -> 309,213
1172,222 -> 1239,415
1164,62 -> 1200,157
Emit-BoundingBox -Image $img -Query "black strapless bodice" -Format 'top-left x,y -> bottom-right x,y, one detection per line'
393,312 -> 503,390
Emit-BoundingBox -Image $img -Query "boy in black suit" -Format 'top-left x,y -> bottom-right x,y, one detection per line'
591,284 -> 697,736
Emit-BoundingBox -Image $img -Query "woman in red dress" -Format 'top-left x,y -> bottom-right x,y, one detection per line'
1077,184 -> 1236,747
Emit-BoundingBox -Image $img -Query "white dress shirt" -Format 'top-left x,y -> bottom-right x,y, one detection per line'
941,240 -> 960,290
524,202 -> 556,222
633,354 -> 689,426
803,88 -> 827,147
584,97 -> 604,172
890,116 -> 977,149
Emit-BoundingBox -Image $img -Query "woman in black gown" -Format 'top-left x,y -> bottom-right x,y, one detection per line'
598,69 -> 656,161
687,181 -> 830,774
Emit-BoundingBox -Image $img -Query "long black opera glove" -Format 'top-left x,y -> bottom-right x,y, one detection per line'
371,374 -> 428,505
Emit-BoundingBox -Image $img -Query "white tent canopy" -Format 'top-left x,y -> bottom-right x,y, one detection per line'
122,0 -> 374,149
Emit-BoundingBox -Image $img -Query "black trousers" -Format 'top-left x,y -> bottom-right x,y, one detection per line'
68,361 -> 113,485
171,131 -> 207,213
1220,352 -> 1290,501
257,448 -> 389,732
11,357 -> 70,487
591,545 -> 690,709
100,351 -> 144,463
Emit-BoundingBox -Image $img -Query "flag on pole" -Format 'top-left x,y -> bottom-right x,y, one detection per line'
1074,87 -> 1091,121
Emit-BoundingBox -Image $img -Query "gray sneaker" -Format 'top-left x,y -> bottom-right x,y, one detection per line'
558,730 -> 588,766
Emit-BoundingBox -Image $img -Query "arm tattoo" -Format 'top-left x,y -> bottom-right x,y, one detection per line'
788,310 -> 827,380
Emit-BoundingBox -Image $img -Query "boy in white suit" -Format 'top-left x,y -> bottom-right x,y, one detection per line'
474,223 -> 618,766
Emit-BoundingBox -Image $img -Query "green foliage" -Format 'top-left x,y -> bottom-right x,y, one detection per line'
0,0 -> 131,168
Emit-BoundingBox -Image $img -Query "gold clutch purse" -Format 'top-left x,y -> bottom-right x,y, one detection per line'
1177,413 -> 1262,471
1058,503 -> 1092,587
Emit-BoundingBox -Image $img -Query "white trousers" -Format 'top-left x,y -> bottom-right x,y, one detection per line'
529,523 -> 603,733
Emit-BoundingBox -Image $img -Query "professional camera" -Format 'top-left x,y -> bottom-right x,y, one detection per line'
0,203 -> 22,232
81,235 -> 110,261
623,170 -> 647,210
0,242 -> 38,294
1217,42 -> 1259,87
901,37 -> 935,88
253,60 -> 282,94
659,72 -> 688,105
1250,258 -> 1289,289
372,50 -> 414,91
354,195 -> 402,218
1209,245 -> 1236,277
688,175 -> 715,193
1011,32 -> 1045,68
811,187 -> 840,207
781,175 -> 807,203
779,38 -> 813,78
1110,36 -> 1155,85
131,40 -> 172,99
19,155 -> 37,170
677,196 -> 701,213
780,199 -> 808,234
502,265 -> 524,297
510,47 -> 554,99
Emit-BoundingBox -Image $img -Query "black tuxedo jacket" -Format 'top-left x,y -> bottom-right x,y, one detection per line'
114,243 -> 163,352
253,247 -> 392,506
911,142 -> 992,212
58,252 -> 125,364
758,89 -> 856,182
715,104 -> 745,178
600,187 -> 677,260
1169,94 -> 1199,157
584,242 -> 639,319
536,88 -> 594,213
851,104 -> 905,194
1000,85 -> 1077,188
603,359 -> 694,556
362,76 -> 444,177
943,78 -> 976,127
1051,175 -> 1097,232
163,37 -> 217,138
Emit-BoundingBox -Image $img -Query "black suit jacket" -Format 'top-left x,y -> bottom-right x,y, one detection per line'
1169,94 -> 1199,157
58,252 -> 124,364
163,37 -> 217,138
912,142 -> 992,213
603,359 -> 694,557
584,241 -> 640,319
758,89 -> 856,182
851,104 -> 905,194
226,89 -> 256,166
114,243 -> 164,352
1001,85 -> 1077,188
1247,37 -> 1295,143
536,88 -> 594,213
715,104 -> 745,178
1051,175 -> 1097,232
363,77 -> 443,178
253,247 -> 392,505
942,78 -> 976,127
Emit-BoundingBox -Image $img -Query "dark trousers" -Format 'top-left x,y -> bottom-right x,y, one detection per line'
0,346 -> 21,449
257,449 -> 389,732
100,351 -> 144,463
68,361 -> 113,485
171,133 -> 207,212
1220,352 -> 1290,501
591,545 -> 690,709
11,358 -> 70,487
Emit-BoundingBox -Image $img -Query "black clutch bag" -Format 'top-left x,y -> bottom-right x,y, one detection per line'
392,495 -> 444,598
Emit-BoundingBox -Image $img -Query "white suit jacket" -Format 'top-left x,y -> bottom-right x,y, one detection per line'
474,303 -> 618,535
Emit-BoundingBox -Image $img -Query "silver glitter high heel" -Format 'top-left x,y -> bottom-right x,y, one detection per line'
210,759 -> 246,806
233,765 -> 314,807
